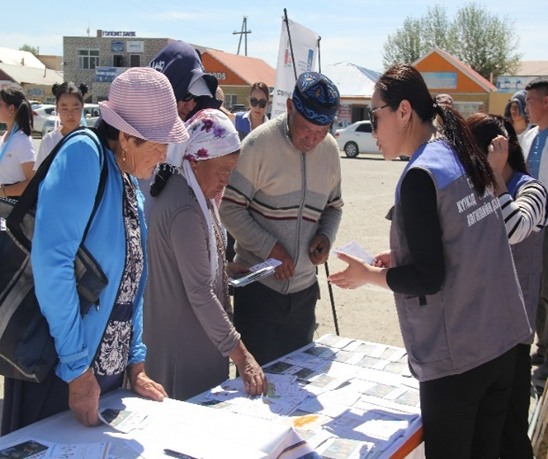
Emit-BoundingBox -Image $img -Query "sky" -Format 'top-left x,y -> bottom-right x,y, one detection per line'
1,1 -> 546,73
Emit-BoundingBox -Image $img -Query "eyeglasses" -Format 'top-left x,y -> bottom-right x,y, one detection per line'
370,104 -> 389,132
182,93 -> 195,102
249,97 -> 267,109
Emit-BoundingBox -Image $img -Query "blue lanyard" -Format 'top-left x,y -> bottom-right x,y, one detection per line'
0,123 -> 20,163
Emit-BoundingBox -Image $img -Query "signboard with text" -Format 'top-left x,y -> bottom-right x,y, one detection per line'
421,72 -> 458,89
127,41 -> 144,53
102,31 -> 136,37
96,67 -> 124,83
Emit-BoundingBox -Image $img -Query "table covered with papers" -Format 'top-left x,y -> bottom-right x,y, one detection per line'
0,335 -> 423,458
190,334 -> 423,458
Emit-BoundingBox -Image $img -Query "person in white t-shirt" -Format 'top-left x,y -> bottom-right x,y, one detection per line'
34,82 -> 87,170
0,87 -> 35,198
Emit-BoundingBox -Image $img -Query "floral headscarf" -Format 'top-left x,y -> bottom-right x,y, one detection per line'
184,109 -> 240,162
180,109 -> 240,283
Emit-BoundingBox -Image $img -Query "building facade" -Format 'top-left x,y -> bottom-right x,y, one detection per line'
63,31 -> 173,102
201,49 -> 275,112
413,48 -> 497,118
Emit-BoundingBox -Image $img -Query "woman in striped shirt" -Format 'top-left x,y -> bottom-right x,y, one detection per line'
468,112 -> 547,459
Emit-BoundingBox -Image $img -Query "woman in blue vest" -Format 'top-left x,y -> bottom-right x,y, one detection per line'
234,81 -> 269,141
468,113 -> 547,459
329,64 -> 531,458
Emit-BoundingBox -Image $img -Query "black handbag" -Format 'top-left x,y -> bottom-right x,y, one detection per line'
0,127 -> 108,382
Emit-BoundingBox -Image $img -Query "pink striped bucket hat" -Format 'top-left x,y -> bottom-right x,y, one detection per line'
99,67 -> 188,143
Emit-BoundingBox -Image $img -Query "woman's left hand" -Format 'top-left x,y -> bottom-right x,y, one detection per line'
329,252 -> 382,289
128,362 -> 168,401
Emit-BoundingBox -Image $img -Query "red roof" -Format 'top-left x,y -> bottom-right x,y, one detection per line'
203,49 -> 275,87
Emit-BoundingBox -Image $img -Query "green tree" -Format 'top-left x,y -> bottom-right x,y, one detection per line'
19,44 -> 39,56
383,18 -> 423,67
452,4 -> 521,79
382,2 -> 521,80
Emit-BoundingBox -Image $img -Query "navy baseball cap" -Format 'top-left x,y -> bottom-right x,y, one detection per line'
149,40 -> 216,101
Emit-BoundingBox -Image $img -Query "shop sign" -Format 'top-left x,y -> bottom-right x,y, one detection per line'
111,41 -> 124,53
496,76 -> 536,93
126,41 -> 144,53
96,66 -> 124,83
102,31 -> 136,37
421,72 -> 457,89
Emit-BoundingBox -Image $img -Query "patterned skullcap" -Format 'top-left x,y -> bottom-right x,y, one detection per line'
292,72 -> 340,126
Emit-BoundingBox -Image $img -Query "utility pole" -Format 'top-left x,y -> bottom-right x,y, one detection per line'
233,16 -> 252,56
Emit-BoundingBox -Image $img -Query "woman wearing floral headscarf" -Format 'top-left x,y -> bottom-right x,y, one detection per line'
143,109 -> 266,401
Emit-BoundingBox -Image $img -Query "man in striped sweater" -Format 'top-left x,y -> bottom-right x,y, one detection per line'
220,72 -> 343,366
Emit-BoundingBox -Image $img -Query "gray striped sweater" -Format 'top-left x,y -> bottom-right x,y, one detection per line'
220,113 -> 343,294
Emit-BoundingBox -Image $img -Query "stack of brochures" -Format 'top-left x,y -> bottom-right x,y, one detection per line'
228,258 -> 282,287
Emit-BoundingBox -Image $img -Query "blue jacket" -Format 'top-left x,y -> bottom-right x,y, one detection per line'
31,132 -> 148,383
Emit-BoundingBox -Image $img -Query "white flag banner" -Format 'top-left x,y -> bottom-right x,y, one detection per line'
271,18 -> 319,119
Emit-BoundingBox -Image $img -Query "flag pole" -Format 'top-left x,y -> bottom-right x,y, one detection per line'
317,36 -> 322,73
283,8 -> 298,81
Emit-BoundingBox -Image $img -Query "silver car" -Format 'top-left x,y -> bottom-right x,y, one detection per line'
335,120 -> 380,158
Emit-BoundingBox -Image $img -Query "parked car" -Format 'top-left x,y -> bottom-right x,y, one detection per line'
32,104 -> 56,134
40,104 -> 101,137
83,103 -> 101,126
41,115 -> 60,137
230,104 -> 246,114
335,120 -> 380,158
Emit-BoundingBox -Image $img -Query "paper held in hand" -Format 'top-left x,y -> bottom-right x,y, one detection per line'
334,241 -> 375,265
228,258 -> 282,287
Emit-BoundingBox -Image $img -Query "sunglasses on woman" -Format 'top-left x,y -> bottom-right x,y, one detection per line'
249,97 -> 267,109
370,104 -> 389,132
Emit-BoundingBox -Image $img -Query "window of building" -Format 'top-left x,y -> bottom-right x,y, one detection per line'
454,102 -> 482,119
129,54 -> 141,67
113,55 -> 124,67
78,49 -> 99,69
224,94 -> 237,109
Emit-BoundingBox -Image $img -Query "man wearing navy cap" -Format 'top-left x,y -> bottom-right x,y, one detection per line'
220,72 -> 343,366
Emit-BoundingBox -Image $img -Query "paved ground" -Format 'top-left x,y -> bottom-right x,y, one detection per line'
313,154 -> 405,344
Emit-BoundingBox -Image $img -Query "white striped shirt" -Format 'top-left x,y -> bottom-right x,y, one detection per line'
498,180 -> 548,244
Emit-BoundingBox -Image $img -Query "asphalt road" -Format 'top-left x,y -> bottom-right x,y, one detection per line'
314,153 -> 407,346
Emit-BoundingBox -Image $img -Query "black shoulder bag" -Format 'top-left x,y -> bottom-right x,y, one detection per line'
0,127 -> 108,382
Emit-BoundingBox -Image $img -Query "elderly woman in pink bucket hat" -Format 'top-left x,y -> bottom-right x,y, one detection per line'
144,109 -> 267,401
2,67 -> 188,434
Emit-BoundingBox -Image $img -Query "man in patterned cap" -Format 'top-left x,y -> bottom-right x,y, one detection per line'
220,72 -> 343,365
